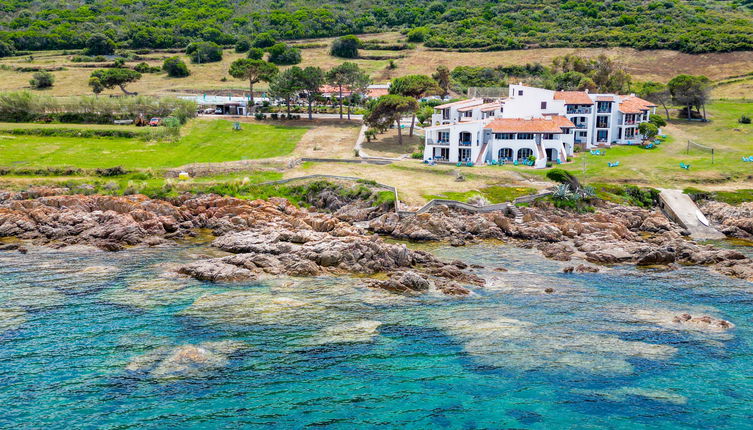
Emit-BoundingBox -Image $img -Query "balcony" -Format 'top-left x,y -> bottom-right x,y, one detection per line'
575,123 -> 587,129
459,141 -> 472,146
622,120 -> 637,125
596,123 -> 609,129
427,139 -> 450,146
567,107 -> 592,114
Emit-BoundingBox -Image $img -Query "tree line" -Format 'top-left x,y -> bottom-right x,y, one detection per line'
3,0 -> 753,54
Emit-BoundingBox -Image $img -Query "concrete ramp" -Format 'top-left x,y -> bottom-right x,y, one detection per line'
658,189 -> 725,240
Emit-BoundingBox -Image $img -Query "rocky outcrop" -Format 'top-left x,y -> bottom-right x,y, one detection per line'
177,228 -> 483,295
701,201 -> 753,239
369,202 -> 753,283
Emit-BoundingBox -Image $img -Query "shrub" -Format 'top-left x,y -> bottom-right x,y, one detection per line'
0,41 -> 16,58
186,42 -> 222,63
267,43 -> 301,65
84,34 -> 116,55
330,35 -> 360,58
254,112 -> 266,120
134,62 -> 160,73
29,71 -> 54,89
235,38 -> 251,53
407,27 -> 430,42
411,151 -> 424,159
739,115 -> 751,124
649,113 -> 667,127
162,56 -> 190,77
247,47 -> 264,60
95,166 -> 127,177
253,32 -> 277,49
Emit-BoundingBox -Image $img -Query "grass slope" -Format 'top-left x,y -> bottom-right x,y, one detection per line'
0,119 -> 307,169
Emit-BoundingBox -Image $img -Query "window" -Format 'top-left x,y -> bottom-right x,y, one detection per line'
498,148 -> 513,159
517,133 -> 534,140
463,111 -> 472,117
517,148 -> 534,159
494,133 -> 515,140
518,90 -> 523,96
596,115 -> 609,128
578,131 -> 587,137
438,131 -> 449,142
542,133 -> 554,140
540,101 -> 547,110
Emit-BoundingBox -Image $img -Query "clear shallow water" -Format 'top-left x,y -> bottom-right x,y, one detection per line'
0,242 -> 752,429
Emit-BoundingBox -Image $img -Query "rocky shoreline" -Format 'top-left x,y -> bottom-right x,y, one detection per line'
2,188 -> 753,296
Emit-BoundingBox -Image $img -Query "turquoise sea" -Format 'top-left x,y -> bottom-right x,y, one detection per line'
1,240 -> 752,429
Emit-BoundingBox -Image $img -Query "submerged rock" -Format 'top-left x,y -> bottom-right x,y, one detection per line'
125,340 -> 248,379
3,285 -> 65,311
0,307 -> 27,334
105,279 -> 195,310
308,320 -> 383,345
572,387 -> 688,405
629,309 -> 734,332
181,291 -> 324,326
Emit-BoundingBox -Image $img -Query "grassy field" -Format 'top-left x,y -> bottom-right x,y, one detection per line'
3,32 -> 753,96
0,119 -> 307,169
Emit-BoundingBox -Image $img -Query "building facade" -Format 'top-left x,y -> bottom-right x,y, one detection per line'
423,84 -> 657,168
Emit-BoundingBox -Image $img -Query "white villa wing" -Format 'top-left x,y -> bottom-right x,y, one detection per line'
423,84 -> 657,167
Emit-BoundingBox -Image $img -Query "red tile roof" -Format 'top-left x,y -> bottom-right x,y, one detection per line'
435,98 -> 482,109
553,91 -> 593,105
367,88 -> 389,98
596,96 -> 614,102
618,95 -> 657,113
486,116 -> 574,133
457,102 -> 501,112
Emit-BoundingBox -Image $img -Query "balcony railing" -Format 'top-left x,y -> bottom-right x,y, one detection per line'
427,139 -> 450,146
597,107 -> 611,113
596,123 -> 609,129
622,120 -> 636,125
459,141 -> 472,146
567,108 -> 592,114
575,124 -> 587,129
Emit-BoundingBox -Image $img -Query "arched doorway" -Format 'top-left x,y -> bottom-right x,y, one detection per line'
517,148 -> 533,160
498,148 -> 513,160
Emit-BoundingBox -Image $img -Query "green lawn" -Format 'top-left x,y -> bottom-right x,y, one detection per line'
486,100 -> 753,187
424,185 -> 537,203
0,119 -> 308,169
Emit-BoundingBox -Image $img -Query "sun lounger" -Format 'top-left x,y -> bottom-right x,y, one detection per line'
680,162 -> 690,170
608,161 -> 620,167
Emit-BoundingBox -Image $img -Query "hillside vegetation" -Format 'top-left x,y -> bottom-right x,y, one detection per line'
2,0 -> 753,53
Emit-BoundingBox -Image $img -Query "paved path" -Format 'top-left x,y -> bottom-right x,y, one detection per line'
658,189 -> 725,240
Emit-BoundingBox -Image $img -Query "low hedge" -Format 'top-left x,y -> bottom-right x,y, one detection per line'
1,127 -> 146,139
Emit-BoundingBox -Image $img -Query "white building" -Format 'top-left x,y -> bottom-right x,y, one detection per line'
423,84 -> 657,168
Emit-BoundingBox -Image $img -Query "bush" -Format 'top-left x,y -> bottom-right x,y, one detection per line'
84,34 -> 116,56
267,43 -> 301,65
411,151 -> 424,159
254,112 -> 266,120
247,47 -> 264,60
407,27 -> 430,42
186,42 -> 222,63
330,35 -> 360,58
739,115 -> 751,124
253,32 -> 277,49
95,166 -> 127,177
235,38 -> 251,53
134,62 -> 160,73
162,56 -> 190,77
0,41 -> 16,58
29,71 -> 54,89
649,113 -> 667,127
